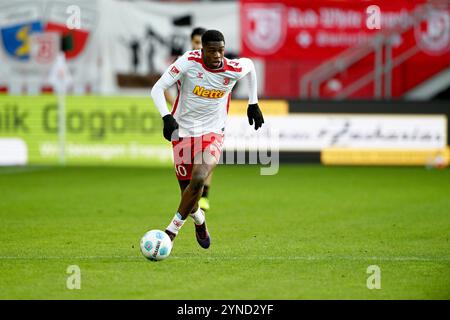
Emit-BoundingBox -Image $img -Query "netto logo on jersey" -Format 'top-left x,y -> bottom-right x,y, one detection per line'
193,85 -> 225,99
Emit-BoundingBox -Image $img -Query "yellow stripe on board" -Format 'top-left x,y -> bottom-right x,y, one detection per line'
321,148 -> 450,166
228,100 -> 288,116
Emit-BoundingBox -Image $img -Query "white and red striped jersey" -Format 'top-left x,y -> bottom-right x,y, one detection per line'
151,50 -> 258,137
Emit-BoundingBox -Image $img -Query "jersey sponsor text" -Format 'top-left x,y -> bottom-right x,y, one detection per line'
192,85 -> 225,99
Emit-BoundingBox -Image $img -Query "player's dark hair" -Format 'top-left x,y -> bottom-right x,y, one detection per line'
201,30 -> 225,45
191,27 -> 206,40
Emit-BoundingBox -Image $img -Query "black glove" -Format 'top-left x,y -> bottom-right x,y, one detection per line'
162,114 -> 179,141
247,103 -> 264,130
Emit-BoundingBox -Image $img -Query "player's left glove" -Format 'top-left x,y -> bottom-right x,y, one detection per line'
247,103 -> 264,130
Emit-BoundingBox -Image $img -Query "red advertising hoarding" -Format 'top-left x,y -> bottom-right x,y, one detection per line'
240,0 -> 450,99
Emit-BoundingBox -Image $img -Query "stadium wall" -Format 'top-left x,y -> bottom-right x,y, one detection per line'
0,96 -> 448,167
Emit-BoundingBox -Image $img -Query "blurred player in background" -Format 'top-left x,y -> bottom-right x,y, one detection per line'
165,27 -> 213,213
151,30 -> 264,248
190,27 -> 205,51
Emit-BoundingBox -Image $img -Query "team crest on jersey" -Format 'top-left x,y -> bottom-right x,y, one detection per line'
223,77 -> 230,85
169,65 -> 180,78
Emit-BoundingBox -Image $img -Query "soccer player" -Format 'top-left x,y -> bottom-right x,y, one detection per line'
151,30 -> 264,248
190,27 -> 205,51
165,27 -> 214,212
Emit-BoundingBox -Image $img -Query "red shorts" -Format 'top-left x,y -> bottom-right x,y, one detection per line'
171,133 -> 224,181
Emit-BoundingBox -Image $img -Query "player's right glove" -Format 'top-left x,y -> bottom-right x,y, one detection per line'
162,114 -> 179,141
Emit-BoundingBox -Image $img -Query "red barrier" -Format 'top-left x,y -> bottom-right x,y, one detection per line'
240,0 -> 450,99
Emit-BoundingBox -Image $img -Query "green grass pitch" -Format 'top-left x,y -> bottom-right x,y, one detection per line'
0,164 -> 449,299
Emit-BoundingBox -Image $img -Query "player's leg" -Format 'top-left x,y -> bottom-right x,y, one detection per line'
177,152 -> 217,218
165,133 -> 223,247
199,172 -> 212,211
165,136 -> 193,242
183,151 -> 216,248
198,132 -> 224,213
178,179 -> 205,226
178,179 -> 190,194
166,151 -> 217,246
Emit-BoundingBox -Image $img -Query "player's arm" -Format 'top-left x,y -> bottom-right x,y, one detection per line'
238,58 -> 264,130
164,90 -> 175,108
151,57 -> 187,141
151,71 -> 179,141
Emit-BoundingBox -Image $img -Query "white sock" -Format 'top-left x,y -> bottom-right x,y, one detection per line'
166,212 -> 186,235
190,207 -> 205,226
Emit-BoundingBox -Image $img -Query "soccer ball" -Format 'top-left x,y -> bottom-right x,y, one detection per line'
140,230 -> 173,261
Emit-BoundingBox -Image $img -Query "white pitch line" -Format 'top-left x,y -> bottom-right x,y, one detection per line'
0,256 -> 449,262
0,166 -> 55,175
